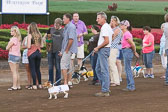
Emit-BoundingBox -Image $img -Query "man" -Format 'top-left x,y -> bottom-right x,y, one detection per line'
71,13 -> 88,68
60,13 -> 78,85
94,12 -> 113,97
47,18 -> 64,85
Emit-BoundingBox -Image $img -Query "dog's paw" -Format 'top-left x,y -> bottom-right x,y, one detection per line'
48,97 -> 52,99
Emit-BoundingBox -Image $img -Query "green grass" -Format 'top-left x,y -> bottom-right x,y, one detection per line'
49,1 -> 168,14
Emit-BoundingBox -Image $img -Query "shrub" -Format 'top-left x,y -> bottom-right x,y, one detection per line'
108,3 -> 118,11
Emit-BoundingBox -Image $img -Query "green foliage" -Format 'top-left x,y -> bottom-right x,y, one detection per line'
0,36 -> 10,41
155,45 -> 160,53
133,38 -> 142,44
0,41 -> 8,50
84,33 -> 94,41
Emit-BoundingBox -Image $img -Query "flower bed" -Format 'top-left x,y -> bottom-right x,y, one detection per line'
0,48 -> 8,60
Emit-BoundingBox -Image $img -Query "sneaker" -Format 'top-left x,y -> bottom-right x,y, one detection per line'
94,92 -> 110,97
144,74 -> 150,78
122,88 -> 136,92
68,81 -> 73,88
149,74 -> 154,78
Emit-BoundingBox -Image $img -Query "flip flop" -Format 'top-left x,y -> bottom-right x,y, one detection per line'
8,87 -> 17,91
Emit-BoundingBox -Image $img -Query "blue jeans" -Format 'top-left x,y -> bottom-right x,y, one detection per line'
90,53 -> 98,81
95,48 -> 110,92
48,51 -> 61,85
28,50 -> 42,85
122,48 -> 135,90
165,49 -> 168,84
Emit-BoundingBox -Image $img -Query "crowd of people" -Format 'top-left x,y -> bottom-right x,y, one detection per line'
5,12 -> 168,97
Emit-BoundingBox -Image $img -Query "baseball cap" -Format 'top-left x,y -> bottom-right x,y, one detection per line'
120,20 -> 130,27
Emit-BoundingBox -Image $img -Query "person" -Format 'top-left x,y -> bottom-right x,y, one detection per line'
22,35 -> 32,89
142,26 -> 155,78
88,25 -> 100,85
120,20 -> 139,91
109,16 -> 122,87
46,18 -> 64,85
163,13 -> 168,86
159,23 -> 167,79
94,12 -> 113,97
6,26 -> 22,91
60,13 -> 78,85
27,22 -> 43,90
71,13 -> 88,67
69,13 -> 88,87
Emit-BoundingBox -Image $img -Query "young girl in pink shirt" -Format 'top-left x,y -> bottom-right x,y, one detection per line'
6,26 -> 22,91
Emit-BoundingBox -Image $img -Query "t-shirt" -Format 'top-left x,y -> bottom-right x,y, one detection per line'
8,37 -> 21,56
143,33 -> 154,53
121,31 -> 133,48
88,34 -> 99,53
98,23 -> 113,47
47,27 -> 64,53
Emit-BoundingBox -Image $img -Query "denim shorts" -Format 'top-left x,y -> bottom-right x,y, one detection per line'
60,52 -> 72,70
117,49 -> 123,60
143,51 -> 155,68
8,54 -> 21,64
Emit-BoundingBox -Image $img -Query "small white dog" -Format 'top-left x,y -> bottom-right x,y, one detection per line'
131,66 -> 146,78
43,81 -> 69,99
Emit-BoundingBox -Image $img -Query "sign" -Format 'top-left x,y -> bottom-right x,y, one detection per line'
1,0 -> 48,14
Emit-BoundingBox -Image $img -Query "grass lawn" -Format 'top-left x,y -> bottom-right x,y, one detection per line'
49,1 -> 168,14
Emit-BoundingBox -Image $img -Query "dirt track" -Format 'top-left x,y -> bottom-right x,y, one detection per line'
0,64 -> 168,112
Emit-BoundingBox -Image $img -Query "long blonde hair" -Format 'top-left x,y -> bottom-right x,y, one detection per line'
11,26 -> 22,41
28,22 -> 42,45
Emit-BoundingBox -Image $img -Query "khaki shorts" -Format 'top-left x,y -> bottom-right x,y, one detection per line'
71,44 -> 84,59
61,52 -> 72,70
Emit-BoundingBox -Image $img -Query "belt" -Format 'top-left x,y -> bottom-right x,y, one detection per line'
122,47 -> 131,49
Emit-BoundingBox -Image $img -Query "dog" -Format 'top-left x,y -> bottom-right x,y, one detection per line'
131,65 -> 146,78
43,81 -> 69,99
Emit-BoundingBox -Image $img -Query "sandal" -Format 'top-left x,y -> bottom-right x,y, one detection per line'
8,87 -> 17,91
38,85 -> 43,89
27,85 -> 32,90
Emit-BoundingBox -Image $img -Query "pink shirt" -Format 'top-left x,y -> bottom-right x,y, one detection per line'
8,37 -> 21,56
121,31 -> 133,48
143,33 -> 154,53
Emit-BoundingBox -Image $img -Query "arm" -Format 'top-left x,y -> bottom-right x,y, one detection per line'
65,39 -> 73,53
94,36 -> 109,53
6,42 -> 14,50
22,37 -> 27,49
143,42 -> 152,48
27,34 -> 32,49
112,28 -> 120,40
127,38 -> 139,58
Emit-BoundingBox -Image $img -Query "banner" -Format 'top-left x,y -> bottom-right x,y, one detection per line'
1,0 -> 48,14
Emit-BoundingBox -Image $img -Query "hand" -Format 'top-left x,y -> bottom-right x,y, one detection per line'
134,52 -> 139,58
164,53 -> 167,57
78,33 -> 83,38
93,47 -> 99,53
58,52 -> 62,57
65,49 -> 69,54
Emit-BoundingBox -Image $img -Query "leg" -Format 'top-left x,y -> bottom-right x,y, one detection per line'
122,49 -> 135,90
28,52 -> 37,85
55,51 -> 61,85
16,63 -> 20,88
48,53 -> 54,84
35,51 -> 42,85
116,59 -> 122,81
165,49 -> 168,84
49,93 -> 52,99
9,62 -> 17,88
91,53 -> 98,81
68,59 -> 74,83
64,92 -> 68,98
25,64 -> 32,85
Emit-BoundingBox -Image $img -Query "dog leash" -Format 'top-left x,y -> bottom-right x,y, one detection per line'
53,51 -> 93,86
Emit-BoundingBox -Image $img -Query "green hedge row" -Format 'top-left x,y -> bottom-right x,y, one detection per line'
2,11 -> 165,28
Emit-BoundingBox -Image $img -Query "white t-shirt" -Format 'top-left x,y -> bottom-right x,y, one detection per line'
98,23 -> 113,47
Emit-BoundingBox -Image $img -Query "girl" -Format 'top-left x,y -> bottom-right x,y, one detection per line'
6,26 -> 22,91
27,22 -> 43,89
120,20 -> 139,91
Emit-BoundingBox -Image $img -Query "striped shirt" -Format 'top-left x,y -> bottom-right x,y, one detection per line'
111,26 -> 122,49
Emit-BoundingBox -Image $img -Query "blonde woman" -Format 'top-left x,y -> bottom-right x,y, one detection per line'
109,16 -> 122,86
6,26 -> 22,91
27,22 -> 43,89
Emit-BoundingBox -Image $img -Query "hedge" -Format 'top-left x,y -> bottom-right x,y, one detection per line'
1,11 -> 165,28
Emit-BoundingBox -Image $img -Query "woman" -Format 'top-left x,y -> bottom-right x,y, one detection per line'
142,26 -> 155,78
6,26 -> 22,91
159,23 -> 167,79
27,22 -> 43,89
120,20 -> 139,91
109,16 -> 122,86
88,25 -> 100,85
164,13 -> 168,85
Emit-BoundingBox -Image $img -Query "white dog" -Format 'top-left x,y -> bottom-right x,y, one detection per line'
131,66 -> 146,78
48,84 -> 69,99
